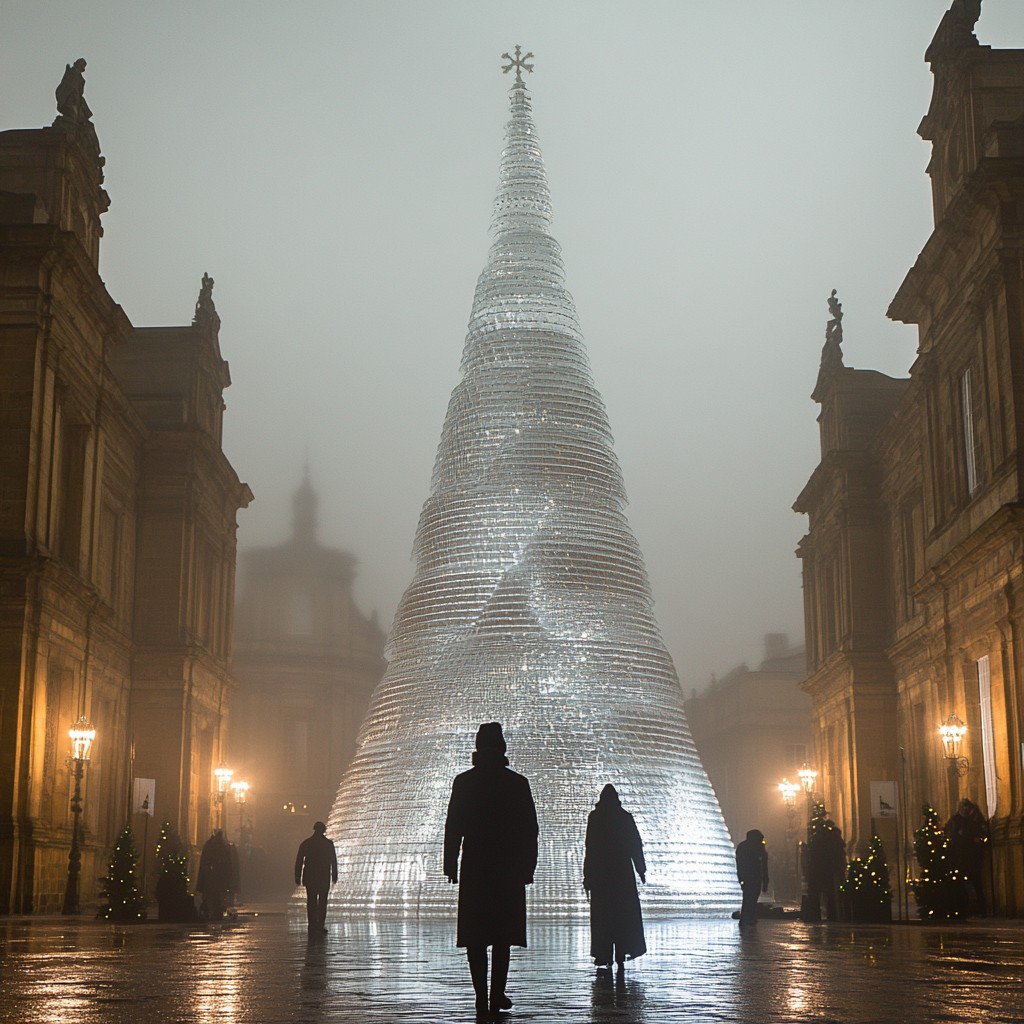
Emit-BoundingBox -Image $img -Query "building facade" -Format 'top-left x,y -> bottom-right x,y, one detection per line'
0,65 -> 251,913
684,634 -> 811,901
795,3 -> 1024,914
230,474 -> 386,894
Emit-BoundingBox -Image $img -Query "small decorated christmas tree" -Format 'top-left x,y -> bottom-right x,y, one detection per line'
155,821 -> 198,922
912,803 -> 964,920
98,825 -> 145,921
841,835 -> 892,921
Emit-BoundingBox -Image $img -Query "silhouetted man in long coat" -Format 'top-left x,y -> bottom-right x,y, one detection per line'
444,722 -> 538,1018
295,820 -> 338,934
583,783 -> 647,967
735,828 -> 769,925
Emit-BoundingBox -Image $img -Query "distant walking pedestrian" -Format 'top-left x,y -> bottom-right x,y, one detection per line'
583,784 -> 647,969
197,829 -> 236,921
735,829 -> 769,925
295,821 -> 338,935
805,813 -> 845,921
444,722 -> 538,1018
945,798 -> 990,915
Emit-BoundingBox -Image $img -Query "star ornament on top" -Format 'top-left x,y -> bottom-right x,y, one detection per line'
502,45 -> 534,83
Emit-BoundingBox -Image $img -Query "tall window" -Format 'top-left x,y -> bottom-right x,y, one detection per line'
960,368 -> 978,496
977,655 -> 997,817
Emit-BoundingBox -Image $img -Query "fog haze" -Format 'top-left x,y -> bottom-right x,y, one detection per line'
4,1 -> 1020,689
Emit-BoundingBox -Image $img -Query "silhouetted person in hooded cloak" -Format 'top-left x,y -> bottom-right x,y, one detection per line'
197,829 -> 234,921
444,722 -> 538,1018
735,828 -> 769,925
583,784 -> 647,968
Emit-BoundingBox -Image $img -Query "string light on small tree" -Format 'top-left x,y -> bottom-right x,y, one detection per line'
98,825 -> 145,921
841,834 -> 892,921
911,804 -> 964,919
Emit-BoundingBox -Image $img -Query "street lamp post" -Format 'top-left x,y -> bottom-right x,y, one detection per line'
230,779 -> 249,843
778,778 -> 801,898
939,712 -> 969,808
939,712 -> 968,773
61,716 -> 96,915
213,763 -> 234,832
797,763 -> 818,820
795,763 -> 819,921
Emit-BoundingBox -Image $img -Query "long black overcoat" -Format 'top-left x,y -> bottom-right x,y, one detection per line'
443,755 -> 538,948
583,804 -> 647,962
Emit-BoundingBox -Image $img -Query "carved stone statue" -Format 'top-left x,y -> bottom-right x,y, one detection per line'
826,288 -> 843,346
55,59 -> 92,124
813,289 -> 845,402
193,272 -> 217,326
926,0 -> 982,62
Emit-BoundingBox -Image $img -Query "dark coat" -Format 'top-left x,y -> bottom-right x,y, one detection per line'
945,802 -> 990,873
583,799 -> 647,962
735,833 -> 769,888
197,832 -> 237,896
806,824 -> 845,887
443,750 -> 538,948
295,832 -> 338,890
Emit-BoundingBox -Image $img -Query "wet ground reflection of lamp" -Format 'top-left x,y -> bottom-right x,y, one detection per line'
61,716 -> 96,915
214,763 -> 234,831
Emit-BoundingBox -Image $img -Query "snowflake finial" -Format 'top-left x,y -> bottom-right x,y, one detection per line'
501,44 -> 534,84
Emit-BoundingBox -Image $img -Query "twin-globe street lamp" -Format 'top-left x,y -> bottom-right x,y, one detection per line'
61,716 -> 96,915
213,764 -> 251,840
777,777 -> 802,893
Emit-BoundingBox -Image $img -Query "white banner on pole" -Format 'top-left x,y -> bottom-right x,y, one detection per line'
870,780 -> 898,818
133,778 -> 155,816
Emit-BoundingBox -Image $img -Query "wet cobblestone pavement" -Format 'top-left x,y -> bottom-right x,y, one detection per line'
1,908 -> 1022,1023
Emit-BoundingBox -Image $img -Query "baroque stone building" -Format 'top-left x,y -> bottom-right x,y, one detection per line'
684,634 -> 810,901
0,64 -> 251,913
230,473 -> 386,893
795,2 -> 1024,914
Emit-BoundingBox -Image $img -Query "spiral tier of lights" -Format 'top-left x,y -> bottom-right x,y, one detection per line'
326,70 -> 738,917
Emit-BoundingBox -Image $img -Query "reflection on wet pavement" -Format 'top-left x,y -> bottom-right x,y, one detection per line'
0,911 -> 1022,1023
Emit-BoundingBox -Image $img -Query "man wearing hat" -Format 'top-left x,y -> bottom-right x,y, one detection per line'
295,820 -> 338,934
444,722 -> 539,1017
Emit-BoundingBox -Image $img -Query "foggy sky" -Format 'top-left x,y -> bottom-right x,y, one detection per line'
3,2 -> 1021,690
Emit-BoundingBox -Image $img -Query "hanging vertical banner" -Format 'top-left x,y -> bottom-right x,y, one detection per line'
870,781 -> 898,818
132,778 -> 155,816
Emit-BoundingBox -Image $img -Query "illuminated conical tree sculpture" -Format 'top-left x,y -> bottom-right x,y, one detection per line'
327,50 -> 738,916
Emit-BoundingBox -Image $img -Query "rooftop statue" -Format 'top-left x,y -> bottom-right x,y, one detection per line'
193,272 -> 220,330
826,288 -> 843,347
813,289 -> 845,401
926,0 -> 982,62
55,58 -> 92,124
